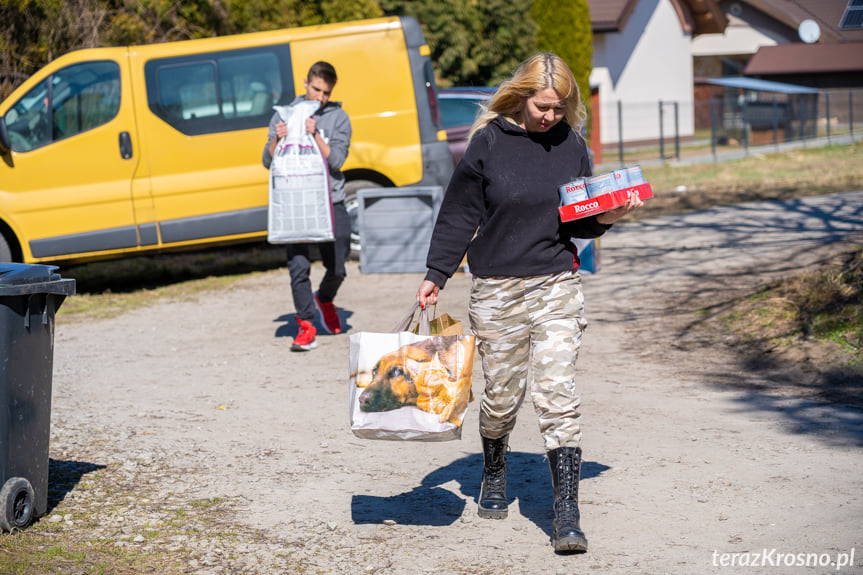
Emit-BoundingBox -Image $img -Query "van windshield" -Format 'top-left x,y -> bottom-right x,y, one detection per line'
4,61 -> 120,152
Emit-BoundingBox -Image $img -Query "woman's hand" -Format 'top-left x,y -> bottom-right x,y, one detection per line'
595,190 -> 643,225
416,280 -> 440,308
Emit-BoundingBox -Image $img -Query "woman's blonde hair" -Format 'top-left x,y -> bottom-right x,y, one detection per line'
469,52 -> 585,140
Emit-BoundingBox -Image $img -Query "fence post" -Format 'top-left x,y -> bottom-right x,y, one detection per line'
772,96 -> 779,150
742,99 -> 749,154
659,100 -> 665,160
617,100 -> 624,164
799,95 -> 806,144
710,96 -> 716,161
674,101 -> 680,160
851,91 -> 855,139
826,92 -> 831,143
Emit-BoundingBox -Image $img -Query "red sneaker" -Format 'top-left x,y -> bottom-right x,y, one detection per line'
314,292 -> 342,334
291,318 -> 318,351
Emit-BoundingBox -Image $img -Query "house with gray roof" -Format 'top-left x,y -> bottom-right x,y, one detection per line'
693,0 -> 863,88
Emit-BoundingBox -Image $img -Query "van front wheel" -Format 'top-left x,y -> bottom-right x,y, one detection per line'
0,234 -> 12,263
343,179 -> 381,260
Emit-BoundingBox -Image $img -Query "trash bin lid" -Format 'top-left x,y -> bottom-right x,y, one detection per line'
0,263 -> 76,296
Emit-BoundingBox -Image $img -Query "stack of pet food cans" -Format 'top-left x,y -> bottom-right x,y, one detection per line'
558,165 -> 652,221
558,178 -> 589,205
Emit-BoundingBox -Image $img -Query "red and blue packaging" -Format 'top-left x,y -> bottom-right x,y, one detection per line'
559,166 -> 653,222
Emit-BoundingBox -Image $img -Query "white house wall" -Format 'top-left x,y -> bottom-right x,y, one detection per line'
691,18 -> 781,56
590,0 -> 695,146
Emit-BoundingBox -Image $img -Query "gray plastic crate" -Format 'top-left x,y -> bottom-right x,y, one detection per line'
357,186 -> 443,274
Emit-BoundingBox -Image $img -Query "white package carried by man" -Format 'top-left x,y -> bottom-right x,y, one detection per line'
267,101 -> 335,243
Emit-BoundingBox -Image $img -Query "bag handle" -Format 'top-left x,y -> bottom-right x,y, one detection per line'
425,302 -> 440,321
392,302 -> 431,335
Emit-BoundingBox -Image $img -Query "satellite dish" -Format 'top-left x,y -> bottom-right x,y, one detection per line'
798,19 -> 821,43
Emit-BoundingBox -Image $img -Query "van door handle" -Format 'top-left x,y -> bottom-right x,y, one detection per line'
119,131 -> 133,159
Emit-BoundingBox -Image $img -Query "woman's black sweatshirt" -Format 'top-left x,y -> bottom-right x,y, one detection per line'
424,116 -> 610,289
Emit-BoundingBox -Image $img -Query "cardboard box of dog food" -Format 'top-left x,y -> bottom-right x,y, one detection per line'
559,182 -> 653,222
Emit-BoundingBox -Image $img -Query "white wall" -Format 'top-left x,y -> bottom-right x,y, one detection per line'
691,18 -> 781,56
590,0 -> 694,146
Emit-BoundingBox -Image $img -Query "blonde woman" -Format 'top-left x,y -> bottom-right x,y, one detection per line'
417,53 -> 641,553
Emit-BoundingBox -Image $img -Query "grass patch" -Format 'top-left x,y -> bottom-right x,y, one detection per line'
0,535 -> 183,575
635,140 -> 863,221
723,246 -> 863,362
0,461 -> 297,574
702,246 -> 863,404
0,517 -> 190,575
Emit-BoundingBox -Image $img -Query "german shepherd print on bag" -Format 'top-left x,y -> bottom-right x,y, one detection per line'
349,331 -> 476,441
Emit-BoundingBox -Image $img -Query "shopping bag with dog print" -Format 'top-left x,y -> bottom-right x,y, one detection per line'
349,303 -> 476,441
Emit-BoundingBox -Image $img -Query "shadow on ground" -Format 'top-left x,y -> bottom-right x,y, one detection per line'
351,451 -> 610,537
46,459 -> 106,514
708,372 -> 863,448
274,310 -> 355,338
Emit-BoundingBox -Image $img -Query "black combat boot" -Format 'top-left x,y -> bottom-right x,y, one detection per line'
478,434 -> 509,519
547,446 -> 588,552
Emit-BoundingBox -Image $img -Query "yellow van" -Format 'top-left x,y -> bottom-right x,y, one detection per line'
0,16 -> 453,264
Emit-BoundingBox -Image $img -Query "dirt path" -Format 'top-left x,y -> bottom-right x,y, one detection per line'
49,191 -> 863,574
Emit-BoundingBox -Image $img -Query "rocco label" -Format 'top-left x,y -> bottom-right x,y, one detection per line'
573,200 -> 600,213
559,178 -> 588,206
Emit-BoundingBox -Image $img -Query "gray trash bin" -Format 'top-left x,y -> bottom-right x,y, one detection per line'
0,263 -> 75,531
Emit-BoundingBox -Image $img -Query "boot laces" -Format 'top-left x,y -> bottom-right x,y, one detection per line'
485,466 -> 507,491
555,452 -> 580,524
483,439 -> 508,492
557,450 -> 579,500
556,499 -> 581,524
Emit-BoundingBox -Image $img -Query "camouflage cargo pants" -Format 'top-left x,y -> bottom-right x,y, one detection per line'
468,270 -> 588,451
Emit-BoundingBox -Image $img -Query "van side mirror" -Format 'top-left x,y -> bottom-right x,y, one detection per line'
0,116 -> 10,154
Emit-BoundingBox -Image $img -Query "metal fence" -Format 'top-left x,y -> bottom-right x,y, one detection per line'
596,87 -> 863,168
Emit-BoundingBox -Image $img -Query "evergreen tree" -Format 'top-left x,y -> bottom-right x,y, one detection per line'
530,0 -> 592,121
381,0 -> 536,87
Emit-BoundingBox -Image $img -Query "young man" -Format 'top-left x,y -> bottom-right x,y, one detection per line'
262,61 -> 353,351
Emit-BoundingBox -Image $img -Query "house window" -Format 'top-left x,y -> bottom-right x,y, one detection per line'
839,0 -> 863,30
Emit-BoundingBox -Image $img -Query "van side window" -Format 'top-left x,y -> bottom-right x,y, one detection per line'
4,61 -> 121,152
146,47 -> 293,136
